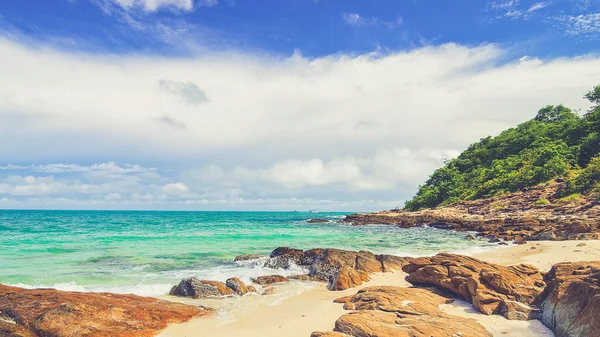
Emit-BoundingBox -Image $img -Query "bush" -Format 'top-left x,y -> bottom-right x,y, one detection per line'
533,199 -> 551,206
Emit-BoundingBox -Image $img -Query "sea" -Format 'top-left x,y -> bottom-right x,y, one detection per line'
0,210 -> 497,297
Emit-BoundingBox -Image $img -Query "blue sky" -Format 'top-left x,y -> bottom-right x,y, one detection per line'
2,0 -> 599,57
0,0 -> 599,210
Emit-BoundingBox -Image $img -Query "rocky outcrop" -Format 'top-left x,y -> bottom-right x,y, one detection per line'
0,284 -> 212,337
536,261 -> 600,337
402,253 -> 545,320
344,182 -> 600,241
312,286 -> 492,337
307,218 -> 330,223
251,275 -> 289,285
267,247 -> 409,290
169,278 -> 235,298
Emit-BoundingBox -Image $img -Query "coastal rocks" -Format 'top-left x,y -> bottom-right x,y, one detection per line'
251,275 -> 289,285
169,278 -> 235,298
307,218 -> 330,223
536,261 -> 600,337
265,247 -> 409,290
225,277 -> 250,295
343,182 -> 600,241
313,286 -> 492,337
402,253 -> 545,320
0,284 -> 212,337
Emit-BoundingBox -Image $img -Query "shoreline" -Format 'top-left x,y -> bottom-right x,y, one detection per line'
160,240 -> 600,337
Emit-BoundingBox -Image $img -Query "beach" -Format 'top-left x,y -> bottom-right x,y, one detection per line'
160,240 -> 600,337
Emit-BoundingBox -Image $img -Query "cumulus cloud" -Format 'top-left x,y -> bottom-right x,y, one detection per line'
1,38 -> 600,209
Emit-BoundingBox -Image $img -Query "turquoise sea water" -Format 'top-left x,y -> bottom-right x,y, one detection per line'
0,210 -> 495,296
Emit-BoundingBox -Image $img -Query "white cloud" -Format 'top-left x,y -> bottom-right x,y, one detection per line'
341,12 -> 400,29
551,12 -> 600,37
109,0 -> 196,12
1,38 -> 599,210
528,2 -> 549,12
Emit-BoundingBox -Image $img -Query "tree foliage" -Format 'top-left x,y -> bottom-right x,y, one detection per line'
404,86 -> 600,211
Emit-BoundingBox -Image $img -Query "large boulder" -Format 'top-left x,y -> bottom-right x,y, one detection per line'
0,284 -> 213,337
313,286 -> 492,337
169,278 -> 235,298
536,261 -> 600,337
402,253 -> 545,320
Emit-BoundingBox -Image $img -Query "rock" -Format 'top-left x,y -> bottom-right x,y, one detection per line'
0,284 -> 213,337
225,277 -> 249,295
402,253 -> 545,320
498,300 -> 541,320
311,332 -> 350,337
265,247 -> 407,290
577,243 -> 587,247
233,254 -> 265,262
252,275 -> 289,285
466,234 -> 476,240
333,295 -> 353,304
289,274 -> 313,281
536,261 -> 600,337
261,287 -> 277,295
247,286 -> 258,293
514,236 -> 527,245
499,242 -> 508,245
170,278 -> 235,298
315,286 -> 492,337
307,218 -> 330,223
377,254 -> 409,272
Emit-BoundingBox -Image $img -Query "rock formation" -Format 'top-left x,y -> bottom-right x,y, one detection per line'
536,261 -> 600,337
251,275 -> 289,285
169,278 -> 235,298
312,286 -> 492,337
344,182 -> 600,241
402,253 -> 545,320
0,284 -> 212,337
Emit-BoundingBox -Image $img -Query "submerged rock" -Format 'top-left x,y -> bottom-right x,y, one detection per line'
170,278 -> 235,298
402,253 -> 545,320
313,286 -> 492,337
0,284 -> 212,337
261,287 -> 277,295
233,254 -> 265,262
307,218 -> 330,223
537,261 -> 600,337
251,275 -> 289,285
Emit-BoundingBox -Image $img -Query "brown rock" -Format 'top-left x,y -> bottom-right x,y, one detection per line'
310,332 -> 350,337
247,286 -> 257,293
514,236 -> 527,245
402,253 -> 545,320
170,278 -> 234,298
261,287 -> 277,295
536,261 -> 600,337
330,266 -> 368,291
225,277 -> 249,295
0,284 -> 212,337
377,254 -> 408,272
316,286 -> 492,337
577,243 -> 587,247
307,218 -> 330,223
289,274 -> 313,281
252,275 -> 289,285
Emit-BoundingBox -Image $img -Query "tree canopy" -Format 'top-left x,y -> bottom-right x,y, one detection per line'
404,85 -> 600,211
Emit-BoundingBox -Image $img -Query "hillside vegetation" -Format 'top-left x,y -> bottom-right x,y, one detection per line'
404,86 -> 600,211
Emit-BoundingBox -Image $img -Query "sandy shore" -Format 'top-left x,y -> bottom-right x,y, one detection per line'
160,240 -> 600,337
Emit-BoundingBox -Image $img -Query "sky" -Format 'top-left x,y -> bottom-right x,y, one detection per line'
0,0 -> 599,211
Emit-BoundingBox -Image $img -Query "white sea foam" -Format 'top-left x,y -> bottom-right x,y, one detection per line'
7,282 -> 174,297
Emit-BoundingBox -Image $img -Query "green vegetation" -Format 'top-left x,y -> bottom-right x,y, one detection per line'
533,199 -> 551,206
557,193 -> 583,203
405,86 -> 600,211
